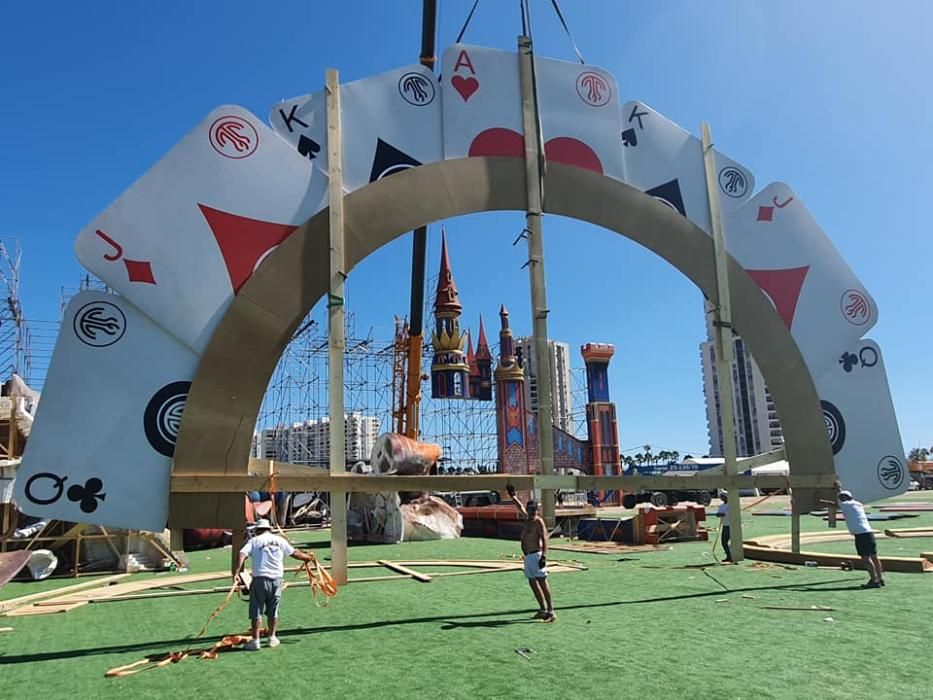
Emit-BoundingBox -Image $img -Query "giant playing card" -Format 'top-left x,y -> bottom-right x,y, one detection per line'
725,182 -> 877,377
269,64 -> 443,194
814,339 -> 906,503
441,44 -> 624,179
74,105 -> 329,353
621,100 -> 754,233
14,292 -> 198,531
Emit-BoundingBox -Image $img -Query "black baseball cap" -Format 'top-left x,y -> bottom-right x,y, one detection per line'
526,500 -> 538,511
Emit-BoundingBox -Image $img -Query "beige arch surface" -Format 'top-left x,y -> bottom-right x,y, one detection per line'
170,158 -> 833,527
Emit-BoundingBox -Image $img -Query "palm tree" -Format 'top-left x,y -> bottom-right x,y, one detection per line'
908,447 -> 930,462
643,445 -> 654,465
669,450 -> 680,464
634,453 -> 645,466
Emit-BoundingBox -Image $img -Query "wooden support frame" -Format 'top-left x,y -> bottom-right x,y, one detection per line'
518,35 -> 557,527
172,158 -> 837,530
173,466 -> 835,494
326,67 -> 349,587
702,122 -> 744,561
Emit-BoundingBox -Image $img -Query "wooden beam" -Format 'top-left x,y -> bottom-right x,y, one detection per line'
4,601 -> 88,616
702,121 -> 743,562
737,448 -> 786,470
0,573 -> 129,613
377,560 -> 432,583
518,34 -> 556,528
744,544 -> 933,573
326,67 -> 348,588
172,471 -> 835,494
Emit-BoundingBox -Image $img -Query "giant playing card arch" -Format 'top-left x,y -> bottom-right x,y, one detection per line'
32,44 -> 893,532
171,158 -> 840,528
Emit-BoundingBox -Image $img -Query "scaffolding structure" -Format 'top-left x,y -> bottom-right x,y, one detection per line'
0,239 -> 32,385
255,279 -> 594,472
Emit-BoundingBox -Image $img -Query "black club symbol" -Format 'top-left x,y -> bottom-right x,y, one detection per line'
66,478 -> 106,513
839,351 -> 858,372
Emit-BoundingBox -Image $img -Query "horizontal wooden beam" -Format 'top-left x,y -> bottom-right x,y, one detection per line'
171,471 -> 835,494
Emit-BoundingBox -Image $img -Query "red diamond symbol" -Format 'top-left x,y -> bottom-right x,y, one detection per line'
124,259 -> 157,285
198,205 -> 298,294
746,266 -> 810,329
757,206 -> 774,222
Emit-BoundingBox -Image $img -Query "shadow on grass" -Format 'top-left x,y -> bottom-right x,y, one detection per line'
0,577 -> 865,666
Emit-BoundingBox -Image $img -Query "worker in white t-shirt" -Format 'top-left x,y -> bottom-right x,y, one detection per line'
233,519 -> 315,650
821,485 -> 884,588
715,491 -> 734,563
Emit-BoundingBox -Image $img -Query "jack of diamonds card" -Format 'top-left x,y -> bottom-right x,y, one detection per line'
725,182 -> 877,377
74,105 -> 329,353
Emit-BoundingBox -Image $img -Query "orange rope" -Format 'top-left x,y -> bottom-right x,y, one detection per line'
298,552 -> 338,606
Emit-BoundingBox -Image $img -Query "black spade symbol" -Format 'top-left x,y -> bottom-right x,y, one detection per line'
297,135 -> 321,160
645,179 -> 686,217
369,139 -> 421,183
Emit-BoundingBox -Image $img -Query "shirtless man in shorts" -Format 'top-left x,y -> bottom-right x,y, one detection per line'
507,484 -> 555,622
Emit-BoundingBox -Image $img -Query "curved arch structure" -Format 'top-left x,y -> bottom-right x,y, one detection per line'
170,158 -> 834,526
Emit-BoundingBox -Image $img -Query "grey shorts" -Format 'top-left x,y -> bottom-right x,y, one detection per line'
249,576 -> 283,619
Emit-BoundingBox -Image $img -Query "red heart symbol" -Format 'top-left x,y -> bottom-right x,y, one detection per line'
451,75 -> 479,102
467,129 -> 604,175
468,128 -> 524,158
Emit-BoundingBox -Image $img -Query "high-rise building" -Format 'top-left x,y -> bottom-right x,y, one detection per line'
251,412 -> 381,466
700,314 -> 784,457
515,337 -> 573,433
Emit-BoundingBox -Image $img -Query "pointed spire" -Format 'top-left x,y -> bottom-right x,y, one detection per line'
475,315 -> 492,361
466,330 -> 476,367
433,229 -> 462,314
494,303 -> 523,381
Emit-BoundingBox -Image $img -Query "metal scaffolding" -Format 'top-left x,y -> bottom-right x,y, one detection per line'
0,239 -> 33,385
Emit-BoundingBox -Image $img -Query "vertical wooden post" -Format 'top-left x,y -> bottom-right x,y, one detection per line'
230,528 -> 244,575
702,122 -> 744,561
791,499 -> 801,553
326,68 -> 349,586
517,35 -> 556,527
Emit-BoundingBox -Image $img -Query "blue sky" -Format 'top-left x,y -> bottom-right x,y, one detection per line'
2,1 -> 930,456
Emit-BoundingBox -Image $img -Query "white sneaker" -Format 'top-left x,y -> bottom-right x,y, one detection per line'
245,638 -> 261,651
268,636 -> 281,648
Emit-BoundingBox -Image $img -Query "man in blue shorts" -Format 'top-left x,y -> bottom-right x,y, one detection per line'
233,519 -> 316,650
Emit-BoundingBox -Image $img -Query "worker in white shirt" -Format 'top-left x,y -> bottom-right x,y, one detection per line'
715,491 -> 734,563
233,519 -> 316,650
821,485 -> 884,588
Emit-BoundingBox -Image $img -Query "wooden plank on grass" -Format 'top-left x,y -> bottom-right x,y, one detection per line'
883,527 -> 933,538
0,573 -> 129,613
377,560 -> 432,583
5,601 -> 88,616
744,545 -> 933,573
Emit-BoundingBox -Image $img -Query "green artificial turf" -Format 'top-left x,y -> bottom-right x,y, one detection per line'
2,495 -> 932,700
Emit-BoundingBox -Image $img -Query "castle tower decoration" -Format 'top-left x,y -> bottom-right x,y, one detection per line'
495,305 -> 529,474
471,316 -> 493,401
430,232 -> 470,399
582,343 -> 622,479
466,331 -> 477,399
